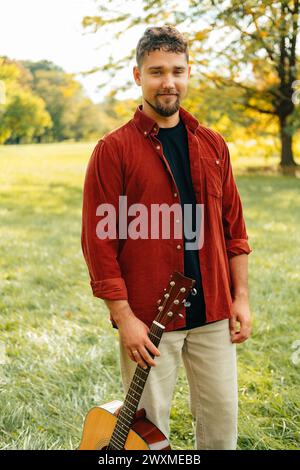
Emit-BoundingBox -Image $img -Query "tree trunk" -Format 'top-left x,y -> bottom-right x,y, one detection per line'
279,116 -> 297,167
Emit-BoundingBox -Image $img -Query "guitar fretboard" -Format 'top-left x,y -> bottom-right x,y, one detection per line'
107,322 -> 164,450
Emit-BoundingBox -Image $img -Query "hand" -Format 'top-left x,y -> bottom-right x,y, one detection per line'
229,296 -> 252,344
118,315 -> 161,369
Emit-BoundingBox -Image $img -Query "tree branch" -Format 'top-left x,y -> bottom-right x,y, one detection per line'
249,10 -> 276,63
244,103 -> 276,115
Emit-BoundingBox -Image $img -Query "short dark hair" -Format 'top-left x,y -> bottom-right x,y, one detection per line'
136,25 -> 189,69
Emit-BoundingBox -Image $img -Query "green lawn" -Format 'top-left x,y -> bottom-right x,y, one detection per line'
0,142 -> 299,450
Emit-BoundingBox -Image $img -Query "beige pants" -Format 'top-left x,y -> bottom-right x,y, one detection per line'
119,319 -> 238,450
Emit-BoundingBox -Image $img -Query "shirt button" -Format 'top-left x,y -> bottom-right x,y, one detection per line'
216,160 -> 220,165
176,219 -> 180,223
153,127 -> 157,131
176,244 -> 181,250
174,192 -> 178,197
144,131 -> 147,135
156,145 -> 160,150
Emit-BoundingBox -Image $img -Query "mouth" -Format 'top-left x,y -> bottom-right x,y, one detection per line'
158,94 -> 178,96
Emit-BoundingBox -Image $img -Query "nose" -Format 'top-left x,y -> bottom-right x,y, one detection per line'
161,73 -> 175,90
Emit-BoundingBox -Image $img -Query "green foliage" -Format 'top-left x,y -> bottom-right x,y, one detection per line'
27,65 -> 87,141
0,58 -> 52,144
0,57 -> 121,144
82,0 -> 300,165
1,89 -> 52,144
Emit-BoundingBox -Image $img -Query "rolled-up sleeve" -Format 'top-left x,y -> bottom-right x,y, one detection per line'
81,138 -> 128,300
220,138 -> 252,259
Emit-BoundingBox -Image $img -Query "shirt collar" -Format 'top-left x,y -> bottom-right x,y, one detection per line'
133,104 -> 199,136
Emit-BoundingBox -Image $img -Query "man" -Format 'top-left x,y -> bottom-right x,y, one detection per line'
81,25 -> 252,450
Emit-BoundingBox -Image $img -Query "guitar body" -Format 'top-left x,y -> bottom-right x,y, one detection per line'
78,400 -> 171,450
78,273 -> 195,451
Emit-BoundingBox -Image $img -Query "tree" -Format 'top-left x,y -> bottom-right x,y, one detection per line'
82,0 -> 299,167
71,98 -> 105,141
1,89 -> 52,144
1,57 -> 118,143
25,65 -> 85,141
0,57 -> 52,143
208,0 -> 300,167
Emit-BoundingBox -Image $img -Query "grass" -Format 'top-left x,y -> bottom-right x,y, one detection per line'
0,142 -> 299,450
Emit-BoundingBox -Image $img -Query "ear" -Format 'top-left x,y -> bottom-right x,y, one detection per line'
133,65 -> 141,86
187,65 -> 191,79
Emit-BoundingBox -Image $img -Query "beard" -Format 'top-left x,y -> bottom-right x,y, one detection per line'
145,93 -> 181,117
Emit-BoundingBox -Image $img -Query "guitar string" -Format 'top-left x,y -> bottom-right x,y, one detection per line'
102,323 -> 164,450
105,281 -> 187,449
106,282 -> 187,450
108,282 -> 177,448
96,320 -> 165,450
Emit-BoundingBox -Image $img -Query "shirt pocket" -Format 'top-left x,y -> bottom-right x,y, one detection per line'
200,157 -> 223,198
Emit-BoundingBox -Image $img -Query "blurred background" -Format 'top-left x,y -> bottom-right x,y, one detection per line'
0,0 -> 299,450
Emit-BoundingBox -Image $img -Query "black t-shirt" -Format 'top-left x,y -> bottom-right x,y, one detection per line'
156,118 -> 206,330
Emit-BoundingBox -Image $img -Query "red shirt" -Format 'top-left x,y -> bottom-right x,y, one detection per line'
81,105 -> 251,332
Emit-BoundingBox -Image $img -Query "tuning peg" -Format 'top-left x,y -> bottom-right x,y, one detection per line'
178,313 -> 184,318
191,288 -> 197,296
157,299 -> 161,305
184,301 -> 191,307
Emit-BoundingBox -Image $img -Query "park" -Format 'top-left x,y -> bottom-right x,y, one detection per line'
0,0 -> 299,453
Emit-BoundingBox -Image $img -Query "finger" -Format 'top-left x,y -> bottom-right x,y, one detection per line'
238,323 -> 251,339
231,335 -> 248,343
140,346 -> 157,367
229,317 -> 237,335
128,348 -> 138,363
128,351 -> 136,362
131,349 -> 148,369
231,329 -> 251,343
145,338 -> 161,357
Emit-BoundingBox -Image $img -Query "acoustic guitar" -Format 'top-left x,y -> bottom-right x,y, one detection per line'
78,271 -> 196,450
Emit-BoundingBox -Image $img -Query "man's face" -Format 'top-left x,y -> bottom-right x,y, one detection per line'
133,49 -> 191,117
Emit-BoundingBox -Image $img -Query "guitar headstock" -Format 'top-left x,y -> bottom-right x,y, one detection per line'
155,272 -> 196,327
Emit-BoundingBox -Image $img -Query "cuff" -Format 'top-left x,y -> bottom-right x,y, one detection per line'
91,277 -> 128,300
226,239 -> 252,259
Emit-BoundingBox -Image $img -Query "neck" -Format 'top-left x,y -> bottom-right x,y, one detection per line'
141,98 -> 180,128
107,321 -> 165,450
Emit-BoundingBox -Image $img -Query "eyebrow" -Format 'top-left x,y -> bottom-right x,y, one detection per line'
148,66 -> 186,71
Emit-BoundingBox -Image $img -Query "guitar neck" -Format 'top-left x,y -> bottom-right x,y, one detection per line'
108,320 -> 165,450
